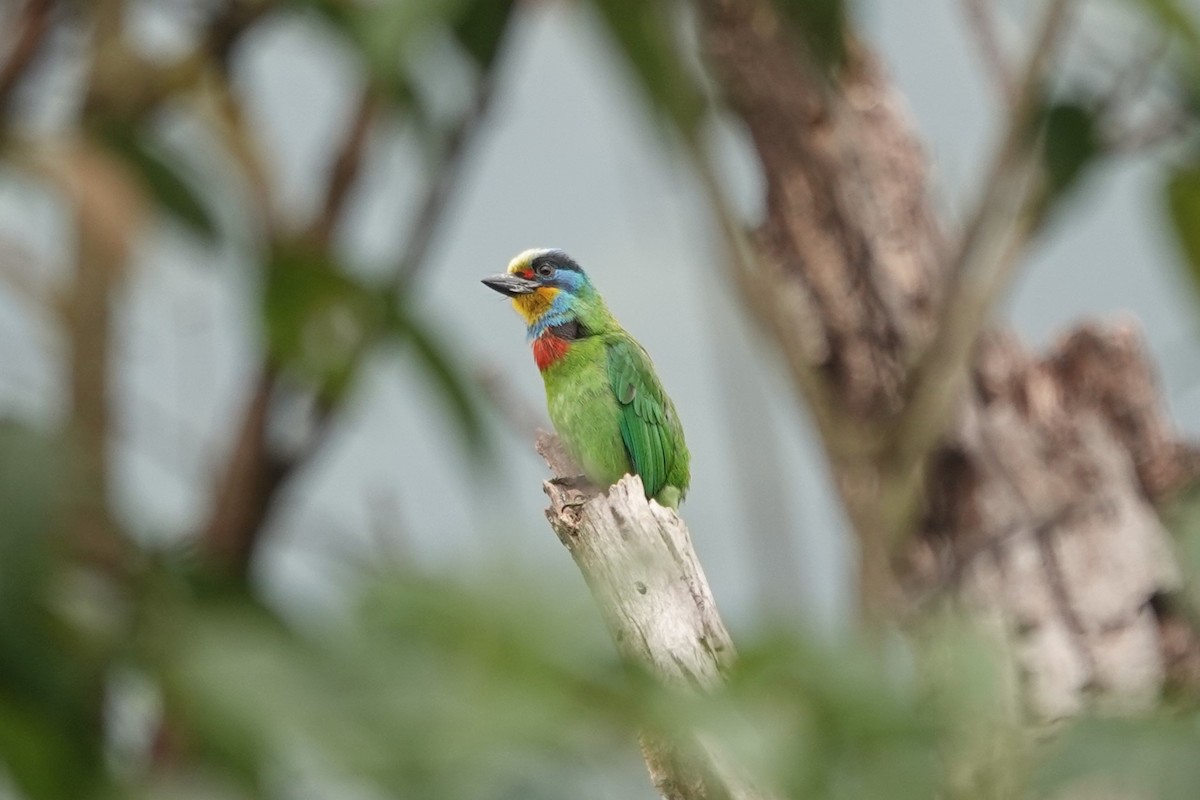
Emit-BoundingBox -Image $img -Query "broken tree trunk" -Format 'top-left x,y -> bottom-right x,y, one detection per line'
537,433 -> 777,800
691,0 -> 1200,718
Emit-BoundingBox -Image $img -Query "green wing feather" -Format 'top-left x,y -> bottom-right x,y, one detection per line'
606,337 -> 676,499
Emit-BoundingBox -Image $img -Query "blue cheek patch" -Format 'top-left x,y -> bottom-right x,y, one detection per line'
526,285 -> 578,339
525,270 -> 589,339
556,270 -> 584,292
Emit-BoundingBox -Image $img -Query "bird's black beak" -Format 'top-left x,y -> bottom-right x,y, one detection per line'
482,274 -> 539,297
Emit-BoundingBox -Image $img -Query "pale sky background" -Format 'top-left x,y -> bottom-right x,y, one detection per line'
1,0 -> 1198,641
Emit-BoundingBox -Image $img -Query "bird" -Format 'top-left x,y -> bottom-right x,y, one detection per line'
482,248 -> 690,508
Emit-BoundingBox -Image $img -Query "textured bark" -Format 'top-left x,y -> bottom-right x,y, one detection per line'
537,433 -> 777,800
692,0 -> 1200,718
911,327 -> 1187,717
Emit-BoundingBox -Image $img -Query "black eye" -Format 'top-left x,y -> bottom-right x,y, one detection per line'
535,262 -> 554,278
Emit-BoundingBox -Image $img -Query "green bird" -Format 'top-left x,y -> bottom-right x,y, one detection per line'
483,248 -> 690,508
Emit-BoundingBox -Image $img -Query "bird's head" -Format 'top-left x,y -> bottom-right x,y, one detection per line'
482,248 -> 598,338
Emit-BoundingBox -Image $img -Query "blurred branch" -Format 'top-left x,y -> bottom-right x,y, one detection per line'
537,432 -> 779,800
310,86 -> 379,248
195,73 -> 277,229
888,0 -> 1075,492
52,142 -> 143,571
962,0 -> 1016,107
200,16 -> 510,574
1107,107 -> 1192,152
1093,35 -> 1189,153
1093,33 -> 1167,121
389,72 -> 498,293
0,234 -> 59,311
200,368 -> 286,573
692,0 -> 945,620
0,0 -> 54,124
203,0 -> 277,70
476,365 -> 544,442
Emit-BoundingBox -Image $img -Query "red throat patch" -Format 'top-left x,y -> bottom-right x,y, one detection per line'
532,335 -> 570,371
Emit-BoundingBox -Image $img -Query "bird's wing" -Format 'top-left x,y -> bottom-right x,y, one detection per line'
606,336 -> 673,499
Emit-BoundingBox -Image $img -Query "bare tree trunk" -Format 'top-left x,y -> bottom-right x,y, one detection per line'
538,434 -> 779,800
690,0 -> 1200,717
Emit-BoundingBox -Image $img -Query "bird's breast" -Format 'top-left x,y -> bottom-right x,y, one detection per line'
532,335 -> 571,371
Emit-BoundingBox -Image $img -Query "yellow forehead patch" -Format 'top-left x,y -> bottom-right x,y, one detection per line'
507,248 -> 545,275
513,286 -> 559,325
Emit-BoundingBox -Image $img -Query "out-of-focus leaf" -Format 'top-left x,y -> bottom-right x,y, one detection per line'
706,632 -> 948,800
1167,159 -> 1200,301
153,572 -> 639,798
1041,102 -> 1101,204
0,426 -> 74,707
1037,715 -> 1200,800
0,698 -> 101,800
306,0 -> 517,121
776,0 -> 849,73
93,121 -> 216,240
451,0 -> 519,68
389,304 -> 490,454
589,0 -> 706,138
263,246 -> 386,399
0,426 -> 103,800
1131,0 -> 1200,49
0,425 -> 59,608
263,245 -> 492,450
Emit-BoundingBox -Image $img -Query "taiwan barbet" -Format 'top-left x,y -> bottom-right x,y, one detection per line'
482,248 -> 690,508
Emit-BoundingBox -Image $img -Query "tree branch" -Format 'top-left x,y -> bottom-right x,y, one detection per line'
199,13 -> 510,574
310,86 -> 378,248
0,0 -> 54,124
537,432 -> 778,800
961,0 -> 1017,107
389,71 -> 498,293
887,0 -> 1075,498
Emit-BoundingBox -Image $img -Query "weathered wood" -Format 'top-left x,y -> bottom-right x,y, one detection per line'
912,328 -> 1184,717
692,0 -> 1200,720
536,432 -> 775,800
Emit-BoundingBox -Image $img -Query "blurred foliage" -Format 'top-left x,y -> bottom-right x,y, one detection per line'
92,120 -> 217,241
1132,0 -> 1200,303
262,245 -> 386,400
588,0 -> 705,138
1038,101 -> 1101,211
1166,160 -> 1200,296
774,0 -> 850,73
3,0 -> 1200,799
0,416 -> 1028,799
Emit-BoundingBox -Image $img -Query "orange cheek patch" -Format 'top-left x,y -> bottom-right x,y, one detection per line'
512,287 -> 559,325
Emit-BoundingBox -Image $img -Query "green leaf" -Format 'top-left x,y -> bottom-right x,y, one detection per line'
451,0 -> 519,68
93,120 -> 217,240
0,426 -> 103,800
153,573 -> 637,798
348,0 -> 472,92
0,697 -> 101,800
1041,102 -> 1101,202
589,0 -> 706,138
1037,715 -> 1200,800
776,0 -> 849,72
1166,158 -> 1200,299
263,246 -> 385,399
389,305 -> 490,454
1130,0 -> 1200,49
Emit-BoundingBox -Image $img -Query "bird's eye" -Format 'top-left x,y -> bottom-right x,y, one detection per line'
535,263 -> 554,278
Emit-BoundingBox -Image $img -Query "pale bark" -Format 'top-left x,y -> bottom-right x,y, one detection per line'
691,0 -> 1200,719
537,433 -> 777,800
911,327 -> 1188,717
